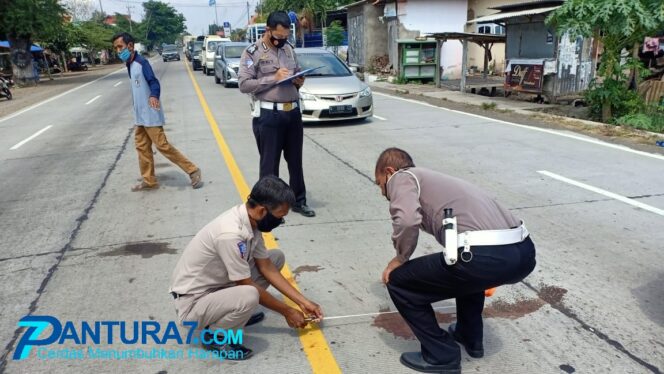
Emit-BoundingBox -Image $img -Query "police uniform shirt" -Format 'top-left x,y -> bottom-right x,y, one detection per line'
238,41 -> 300,102
169,204 -> 269,295
387,167 -> 521,263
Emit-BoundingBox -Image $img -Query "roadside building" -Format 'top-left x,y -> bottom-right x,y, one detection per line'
468,0 -> 598,103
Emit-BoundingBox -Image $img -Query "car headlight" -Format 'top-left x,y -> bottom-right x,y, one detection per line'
300,92 -> 316,101
359,87 -> 371,97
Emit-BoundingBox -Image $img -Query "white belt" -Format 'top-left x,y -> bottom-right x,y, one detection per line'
260,101 -> 298,111
458,223 -> 529,248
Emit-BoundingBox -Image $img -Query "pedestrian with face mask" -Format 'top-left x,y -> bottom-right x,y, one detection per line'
111,32 -> 202,191
169,176 -> 324,359
238,11 -> 315,218
374,148 -> 537,374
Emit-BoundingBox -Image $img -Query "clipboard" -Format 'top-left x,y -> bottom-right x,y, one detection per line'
275,66 -> 325,85
253,66 -> 325,94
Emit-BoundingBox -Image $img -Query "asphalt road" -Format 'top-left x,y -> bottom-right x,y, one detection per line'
0,56 -> 663,374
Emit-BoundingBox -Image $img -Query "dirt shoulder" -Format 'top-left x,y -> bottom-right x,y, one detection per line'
0,64 -> 124,119
371,85 -> 664,156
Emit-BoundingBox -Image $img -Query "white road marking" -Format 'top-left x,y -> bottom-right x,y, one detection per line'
374,92 -> 664,162
373,115 -> 387,121
10,125 -> 53,150
113,81 -> 123,87
0,67 -> 124,125
538,170 -> 664,217
85,95 -> 101,105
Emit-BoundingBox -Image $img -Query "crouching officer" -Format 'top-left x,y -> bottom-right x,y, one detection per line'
374,148 -> 536,374
169,176 -> 323,360
238,10 -> 315,218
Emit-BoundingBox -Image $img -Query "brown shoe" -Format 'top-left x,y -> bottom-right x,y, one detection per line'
189,169 -> 202,189
131,182 -> 159,192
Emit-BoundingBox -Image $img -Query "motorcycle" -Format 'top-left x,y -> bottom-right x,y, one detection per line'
0,76 -> 12,101
67,61 -> 88,71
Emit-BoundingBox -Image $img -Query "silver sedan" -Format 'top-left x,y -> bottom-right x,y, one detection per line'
295,48 -> 373,122
215,42 -> 249,87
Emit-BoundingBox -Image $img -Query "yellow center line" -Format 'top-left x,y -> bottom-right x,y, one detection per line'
184,61 -> 342,374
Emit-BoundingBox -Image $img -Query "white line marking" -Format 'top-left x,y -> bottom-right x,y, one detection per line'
373,114 -> 387,121
374,92 -> 664,162
113,81 -> 123,87
10,125 -> 53,150
0,67 -> 124,125
85,95 -> 101,105
538,170 -> 664,217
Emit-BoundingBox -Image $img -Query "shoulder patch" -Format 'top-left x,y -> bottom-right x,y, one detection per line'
237,241 -> 248,259
247,45 -> 257,54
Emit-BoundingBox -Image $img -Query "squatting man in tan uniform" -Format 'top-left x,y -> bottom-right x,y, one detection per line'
169,176 -> 323,359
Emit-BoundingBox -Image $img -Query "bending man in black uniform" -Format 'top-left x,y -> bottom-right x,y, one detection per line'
374,147 -> 537,374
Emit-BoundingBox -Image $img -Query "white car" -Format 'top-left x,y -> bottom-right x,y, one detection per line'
202,35 -> 230,75
295,48 -> 373,122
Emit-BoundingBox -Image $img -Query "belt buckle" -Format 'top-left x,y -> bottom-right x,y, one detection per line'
283,102 -> 292,111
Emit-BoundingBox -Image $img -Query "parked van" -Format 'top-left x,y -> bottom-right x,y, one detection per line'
202,35 -> 230,75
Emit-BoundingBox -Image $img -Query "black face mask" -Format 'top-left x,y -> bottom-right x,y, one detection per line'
270,33 -> 287,49
257,210 -> 284,232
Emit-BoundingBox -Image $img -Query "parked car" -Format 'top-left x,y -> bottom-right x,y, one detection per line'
214,42 -> 249,87
185,41 -> 194,61
202,35 -> 230,75
192,41 -> 203,70
162,44 -> 180,62
295,48 -> 373,122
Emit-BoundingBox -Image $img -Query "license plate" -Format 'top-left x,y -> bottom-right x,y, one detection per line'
329,105 -> 352,114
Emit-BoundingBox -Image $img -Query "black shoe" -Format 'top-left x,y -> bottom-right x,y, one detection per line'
449,323 -> 484,358
202,339 -> 254,361
399,352 -> 461,374
292,204 -> 316,217
245,311 -> 265,327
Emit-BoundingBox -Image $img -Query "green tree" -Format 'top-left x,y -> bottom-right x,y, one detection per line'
324,20 -> 344,55
231,28 -> 246,42
138,0 -> 186,49
548,0 -> 664,122
257,0 -> 354,26
0,0 -> 67,86
77,21 -> 115,65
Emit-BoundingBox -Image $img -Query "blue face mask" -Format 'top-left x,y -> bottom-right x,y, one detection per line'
119,48 -> 131,62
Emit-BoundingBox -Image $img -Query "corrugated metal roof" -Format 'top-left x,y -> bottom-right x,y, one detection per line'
467,6 -> 560,24
490,0 -> 564,12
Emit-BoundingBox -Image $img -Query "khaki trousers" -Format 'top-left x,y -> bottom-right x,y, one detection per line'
135,126 -> 197,186
174,249 -> 286,332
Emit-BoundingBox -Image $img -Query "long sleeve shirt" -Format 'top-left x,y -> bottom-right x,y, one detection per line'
126,53 -> 165,126
238,41 -> 300,102
386,167 -> 521,263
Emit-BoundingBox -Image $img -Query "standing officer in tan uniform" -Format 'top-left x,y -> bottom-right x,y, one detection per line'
374,148 -> 537,374
238,11 -> 315,218
169,176 -> 323,360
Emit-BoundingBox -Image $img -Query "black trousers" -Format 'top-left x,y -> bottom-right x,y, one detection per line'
252,107 -> 306,205
387,237 -> 536,364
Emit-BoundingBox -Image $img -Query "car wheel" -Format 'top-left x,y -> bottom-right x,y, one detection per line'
223,76 -> 229,88
163,59 -> 167,62
203,67 -> 206,74
207,69 -> 213,76
215,75 -> 220,84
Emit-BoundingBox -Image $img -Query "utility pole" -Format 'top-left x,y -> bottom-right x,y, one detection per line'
215,5 -> 220,33
247,1 -> 250,25
127,5 -> 135,33
98,0 -> 104,15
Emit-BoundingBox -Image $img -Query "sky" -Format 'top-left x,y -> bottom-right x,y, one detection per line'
98,0 -> 261,37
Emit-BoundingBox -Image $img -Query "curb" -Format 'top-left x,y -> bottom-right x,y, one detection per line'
369,84 -> 664,141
